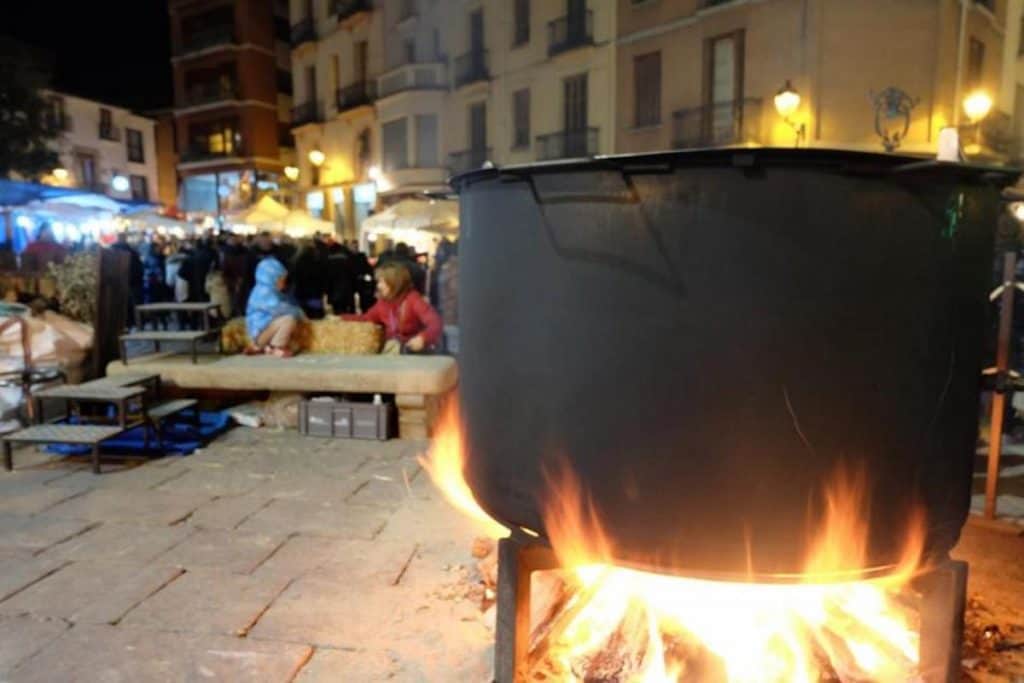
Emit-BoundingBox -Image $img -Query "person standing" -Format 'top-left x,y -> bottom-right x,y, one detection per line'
110,232 -> 144,321
21,223 -> 68,272
220,232 -> 249,317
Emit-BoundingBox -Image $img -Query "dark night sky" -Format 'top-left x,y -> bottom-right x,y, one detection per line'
3,0 -> 172,112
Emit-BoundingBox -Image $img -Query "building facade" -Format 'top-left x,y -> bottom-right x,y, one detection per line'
40,91 -> 160,203
615,0 -> 1013,159
169,0 -> 296,215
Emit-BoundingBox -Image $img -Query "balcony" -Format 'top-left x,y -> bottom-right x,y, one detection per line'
454,50 -> 489,89
672,98 -> 763,149
45,113 -> 72,133
535,128 -> 598,160
397,0 -> 417,22
99,125 -> 122,142
448,147 -> 491,175
548,11 -> 593,57
336,81 -> 377,113
180,143 -> 246,163
973,0 -> 995,11
377,61 -> 447,99
700,0 -> 738,7
184,81 -> 239,107
291,18 -> 316,47
959,110 -> 1016,159
178,25 -> 235,56
332,0 -> 372,22
291,101 -> 324,127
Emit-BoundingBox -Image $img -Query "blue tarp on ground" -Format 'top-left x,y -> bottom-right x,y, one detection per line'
44,410 -> 231,457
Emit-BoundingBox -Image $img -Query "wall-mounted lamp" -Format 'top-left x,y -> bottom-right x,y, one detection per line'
284,166 -> 300,182
774,80 -> 806,147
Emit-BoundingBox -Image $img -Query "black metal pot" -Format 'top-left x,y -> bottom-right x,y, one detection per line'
454,149 -> 1018,580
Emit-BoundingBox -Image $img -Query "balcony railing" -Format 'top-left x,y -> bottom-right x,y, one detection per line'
291,17 -> 316,46
377,61 -> 447,98
336,81 -> 377,112
179,25 -> 235,55
99,125 -> 122,142
180,143 -> 246,163
548,10 -> 593,57
454,50 -> 489,89
535,128 -> 598,160
291,101 -> 323,127
332,0 -> 372,21
672,98 -> 763,149
700,0 -> 738,7
45,113 -> 72,133
959,110 -> 1015,158
184,81 -> 239,107
448,147 -> 491,174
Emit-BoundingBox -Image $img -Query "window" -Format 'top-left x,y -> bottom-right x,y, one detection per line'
432,29 -> 442,61
563,73 -> 588,132
189,119 -> 239,155
706,31 -> 745,142
415,114 -> 438,167
47,96 -> 66,131
513,0 -> 530,46
126,129 -> 145,163
968,37 -> 985,89
76,153 -> 97,189
99,108 -> 116,140
403,38 -> 416,64
512,88 -> 530,148
382,118 -> 408,172
330,55 -> 340,97
129,175 -> 149,201
633,51 -> 661,127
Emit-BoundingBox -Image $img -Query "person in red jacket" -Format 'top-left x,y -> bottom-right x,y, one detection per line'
345,261 -> 442,353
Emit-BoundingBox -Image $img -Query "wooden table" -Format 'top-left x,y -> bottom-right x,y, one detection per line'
32,383 -> 148,429
3,424 -> 125,474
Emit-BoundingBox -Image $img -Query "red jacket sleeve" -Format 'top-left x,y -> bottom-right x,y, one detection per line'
409,294 -> 443,346
342,302 -> 385,325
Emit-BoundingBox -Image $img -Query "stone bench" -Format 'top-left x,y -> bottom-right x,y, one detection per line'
106,353 -> 457,439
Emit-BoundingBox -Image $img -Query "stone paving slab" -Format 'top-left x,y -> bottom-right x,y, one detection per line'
49,461 -> 192,491
0,514 -> 95,554
0,561 -> 184,625
346,475 -> 418,509
247,474 -> 365,502
38,521 -> 194,565
295,648 -> 399,681
158,528 -> 286,574
6,624 -> 313,682
0,555 -> 69,603
235,499 -> 391,540
187,492 -> 275,530
256,536 -> 417,585
153,467 -> 272,497
0,614 -> 70,677
43,489 -> 212,526
0,467 -> 83,492
119,568 -> 290,637
0,483 -> 92,516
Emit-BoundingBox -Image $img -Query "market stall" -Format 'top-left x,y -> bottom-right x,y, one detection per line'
360,198 -> 458,256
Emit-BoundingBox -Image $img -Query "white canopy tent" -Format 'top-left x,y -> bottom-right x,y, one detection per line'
360,199 -> 458,255
224,195 -> 290,234
117,211 -> 198,238
257,209 -> 334,238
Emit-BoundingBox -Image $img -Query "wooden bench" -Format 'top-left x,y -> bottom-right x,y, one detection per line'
2,424 -> 125,474
119,330 -> 221,365
143,399 -> 199,452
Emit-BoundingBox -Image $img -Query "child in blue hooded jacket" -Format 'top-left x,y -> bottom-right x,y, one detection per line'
245,257 -> 304,357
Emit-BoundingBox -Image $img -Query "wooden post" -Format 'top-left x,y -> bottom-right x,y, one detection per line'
986,252 -> 1016,519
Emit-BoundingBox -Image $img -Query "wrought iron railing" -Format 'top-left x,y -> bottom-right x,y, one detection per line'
185,81 -> 239,107
99,124 -> 122,142
672,98 -> 763,148
336,81 -> 377,112
291,101 -> 323,127
179,25 -> 236,55
290,17 -> 316,46
332,0 -> 372,21
45,113 -> 72,133
535,128 -> 598,160
454,49 -> 489,89
180,143 -> 246,163
448,147 -> 491,174
377,61 -> 447,98
548,11 -> 593,57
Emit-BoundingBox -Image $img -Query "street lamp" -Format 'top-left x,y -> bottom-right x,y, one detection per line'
283,166 -> 300,182
308,149 -> 325,186
774,80 -> 806,147
52,168 -> 69,182
962,90 -> 993,124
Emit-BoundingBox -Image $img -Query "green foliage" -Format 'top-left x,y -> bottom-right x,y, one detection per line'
0,37 -> 59,180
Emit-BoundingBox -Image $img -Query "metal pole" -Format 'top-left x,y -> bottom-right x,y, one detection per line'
985,251 -> 1016,519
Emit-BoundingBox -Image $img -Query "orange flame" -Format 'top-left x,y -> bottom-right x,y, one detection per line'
423,409 -> 928,681
418,401 -> 508,539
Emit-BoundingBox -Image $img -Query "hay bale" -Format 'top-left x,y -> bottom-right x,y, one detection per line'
220,317 -> 382,355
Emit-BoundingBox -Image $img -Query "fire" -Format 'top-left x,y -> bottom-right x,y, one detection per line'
418,401 -> 508,539
422,412 -> 929,682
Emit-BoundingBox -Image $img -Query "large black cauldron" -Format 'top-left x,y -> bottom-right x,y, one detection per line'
454,149 -> 1017,580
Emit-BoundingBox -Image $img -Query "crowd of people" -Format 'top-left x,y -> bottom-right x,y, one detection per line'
7,223 -> 459,356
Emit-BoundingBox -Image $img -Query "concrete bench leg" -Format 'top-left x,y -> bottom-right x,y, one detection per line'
3,441 -> 12,471
92,442 -> 101,475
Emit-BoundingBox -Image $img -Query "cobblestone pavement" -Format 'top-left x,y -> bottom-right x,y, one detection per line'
0,427 -> 1022,681
0,428 -> 494,682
